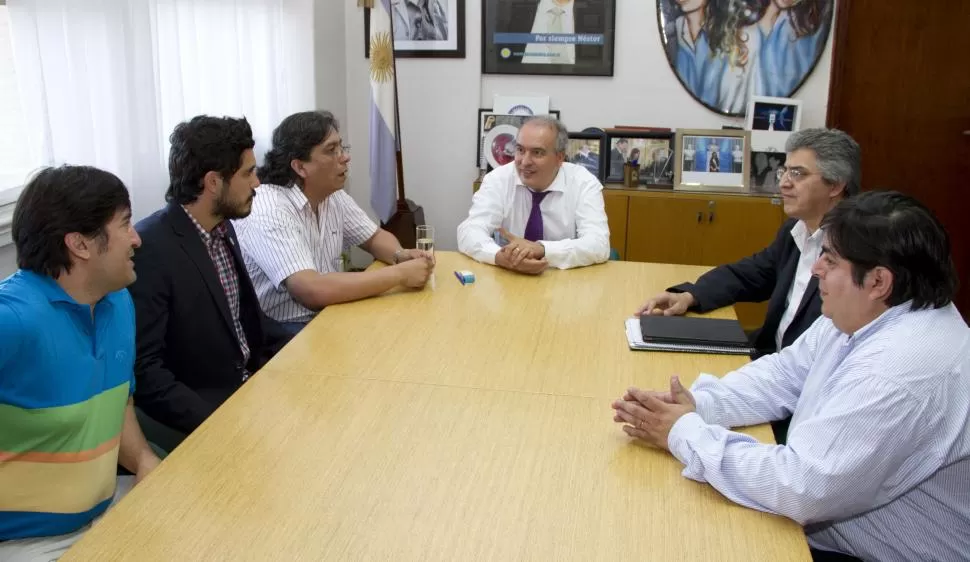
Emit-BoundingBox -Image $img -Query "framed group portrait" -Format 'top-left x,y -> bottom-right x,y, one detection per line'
365,0 -> 466,59
566,131 -> 606,181
603,130 -> 674,186
656,0 -> 833,116
481,0 -> 616,76
674,128 -> 751,193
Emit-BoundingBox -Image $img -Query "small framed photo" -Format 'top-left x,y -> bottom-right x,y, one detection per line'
566,132 -> 606,181
750,151 -> 786,194
746,96 -> 802,152
476,109 -> 560,170
674,128 -> 751,193
364,0 -> 466,59
603,130 -> 674,186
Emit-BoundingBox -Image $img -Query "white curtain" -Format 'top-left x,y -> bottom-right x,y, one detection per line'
8,0 -> 315,220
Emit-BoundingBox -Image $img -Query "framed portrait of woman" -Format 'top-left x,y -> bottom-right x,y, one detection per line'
656,0 -> 834,117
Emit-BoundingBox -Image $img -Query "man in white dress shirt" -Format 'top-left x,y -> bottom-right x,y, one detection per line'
233,111 -> 432,334
613,191 -> 969,562
457,116 -> 610,274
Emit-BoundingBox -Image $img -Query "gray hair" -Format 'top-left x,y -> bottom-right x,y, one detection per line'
785,128 -> 861,197
521,115 -> 569,154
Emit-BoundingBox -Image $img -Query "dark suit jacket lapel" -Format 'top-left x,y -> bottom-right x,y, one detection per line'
791,275 -> 820,325
760,241 -> 800,341
166,203 -> 236,337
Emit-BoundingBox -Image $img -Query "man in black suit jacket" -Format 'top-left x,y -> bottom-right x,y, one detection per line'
130,116 -> 291,440
635,129 -> 861,443
491,0 -> 610,67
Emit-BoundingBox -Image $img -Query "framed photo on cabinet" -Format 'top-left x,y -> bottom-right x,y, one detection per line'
566,131 -> 606,181
674,129 -> 750,193
603,130 -> 674,186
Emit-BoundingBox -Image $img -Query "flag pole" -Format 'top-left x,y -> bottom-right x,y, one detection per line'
387,1 -> 407,211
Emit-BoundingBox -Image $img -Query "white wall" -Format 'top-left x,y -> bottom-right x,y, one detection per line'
0,245 -> 14,278
341,1 -> 834,252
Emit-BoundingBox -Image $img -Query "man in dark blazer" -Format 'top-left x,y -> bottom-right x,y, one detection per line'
635,128 -> 861,443
130,116 -> 291,442
490,0 -> 610,67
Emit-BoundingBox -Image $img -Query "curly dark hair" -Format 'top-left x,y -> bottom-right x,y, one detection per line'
258,111 -> 340,187
166,115 -> 255,204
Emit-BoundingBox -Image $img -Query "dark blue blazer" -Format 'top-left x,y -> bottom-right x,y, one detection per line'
129,203 -> 291,434
670,218 -> 822,359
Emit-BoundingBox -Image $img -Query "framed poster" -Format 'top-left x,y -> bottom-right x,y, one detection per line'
674,129 -> 751,193
566,132 -> 606,181
482,0 -> 616,76
656,0 -> 833,116
476,109 -> 560,170
603,130 -> 674,186
365,0 -> 466,59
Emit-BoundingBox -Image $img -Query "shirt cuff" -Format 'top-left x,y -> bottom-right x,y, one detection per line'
667,412 -> 709,467
691,390 -> 716,425
538,239 -> 569,268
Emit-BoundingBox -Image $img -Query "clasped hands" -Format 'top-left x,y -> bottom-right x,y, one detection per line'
611,376 -> 696,451
494,227 -> 548,275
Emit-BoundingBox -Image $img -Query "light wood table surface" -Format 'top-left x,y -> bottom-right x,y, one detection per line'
64,252 -> 810,561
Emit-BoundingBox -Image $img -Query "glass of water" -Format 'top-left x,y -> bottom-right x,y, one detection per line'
416,225 -> 435,256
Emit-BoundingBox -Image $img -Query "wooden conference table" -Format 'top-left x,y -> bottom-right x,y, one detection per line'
65,252 -> 810,561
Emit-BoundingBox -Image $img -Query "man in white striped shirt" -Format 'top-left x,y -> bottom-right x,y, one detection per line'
613,191 -> 970,562
233,111 -> 432,333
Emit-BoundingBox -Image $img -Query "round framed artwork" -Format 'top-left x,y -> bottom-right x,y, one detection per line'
657,0 -> 834,116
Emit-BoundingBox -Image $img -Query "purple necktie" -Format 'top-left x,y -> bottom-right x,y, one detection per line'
524,190 -> 551,242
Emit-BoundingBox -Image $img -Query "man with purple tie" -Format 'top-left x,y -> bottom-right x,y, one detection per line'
457,116 -> 610,274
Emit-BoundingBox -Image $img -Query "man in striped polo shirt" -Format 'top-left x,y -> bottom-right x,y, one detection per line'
234,110 -> 433,334
0,166 -> 161,560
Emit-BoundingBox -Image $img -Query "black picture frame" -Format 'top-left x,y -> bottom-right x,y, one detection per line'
481,0 -> 616,76
603,130 -> 675,186
476,108 -> 561,170
365,0 -> 466,59
566,132 -> 606,182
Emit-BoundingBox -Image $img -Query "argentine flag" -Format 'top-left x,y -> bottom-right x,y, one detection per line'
368,0 -> 398,223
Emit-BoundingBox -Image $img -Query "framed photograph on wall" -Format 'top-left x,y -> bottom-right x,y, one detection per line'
603,130 -> 674,186
674,129 -> 751,193
749,151 -> 786,194
365,0 -> 466,59
481,0 -> 616,76
746,96 -> 802,152
476,109 -> 560,170
566,132 -> 606,181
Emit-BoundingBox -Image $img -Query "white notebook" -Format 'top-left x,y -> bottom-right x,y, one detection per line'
624,318 -> 754,355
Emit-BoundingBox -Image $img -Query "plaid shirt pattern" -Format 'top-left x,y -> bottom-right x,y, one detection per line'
183,208 -> 251,379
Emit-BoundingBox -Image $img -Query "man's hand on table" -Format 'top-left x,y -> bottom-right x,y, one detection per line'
612,376 -> 696,451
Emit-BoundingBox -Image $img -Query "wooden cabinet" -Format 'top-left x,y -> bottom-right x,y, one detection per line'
603,191 -> 629,259
608,189 -> 786,332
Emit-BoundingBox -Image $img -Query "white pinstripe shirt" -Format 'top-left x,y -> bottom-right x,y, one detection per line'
668,302 -> 970,561
232,184 -> 378,323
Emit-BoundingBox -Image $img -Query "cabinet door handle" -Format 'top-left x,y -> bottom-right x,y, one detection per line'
697,211 -> 702,223
709,211 -> 715,223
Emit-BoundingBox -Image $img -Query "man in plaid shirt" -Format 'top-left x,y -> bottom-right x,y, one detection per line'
129,116 -> 292,446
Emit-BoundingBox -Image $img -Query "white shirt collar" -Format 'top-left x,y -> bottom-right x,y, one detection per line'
790,220 -> 824,253
516,166 -> 566,194
538,0 -> 573,13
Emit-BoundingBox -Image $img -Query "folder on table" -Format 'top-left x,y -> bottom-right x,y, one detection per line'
625,316 -> 754,355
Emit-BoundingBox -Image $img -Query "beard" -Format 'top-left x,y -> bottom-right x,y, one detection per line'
214,188 -> 254,220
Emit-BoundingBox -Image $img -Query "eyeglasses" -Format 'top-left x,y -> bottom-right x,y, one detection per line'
322,144 -> 351,158
775,166 -> 817,182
